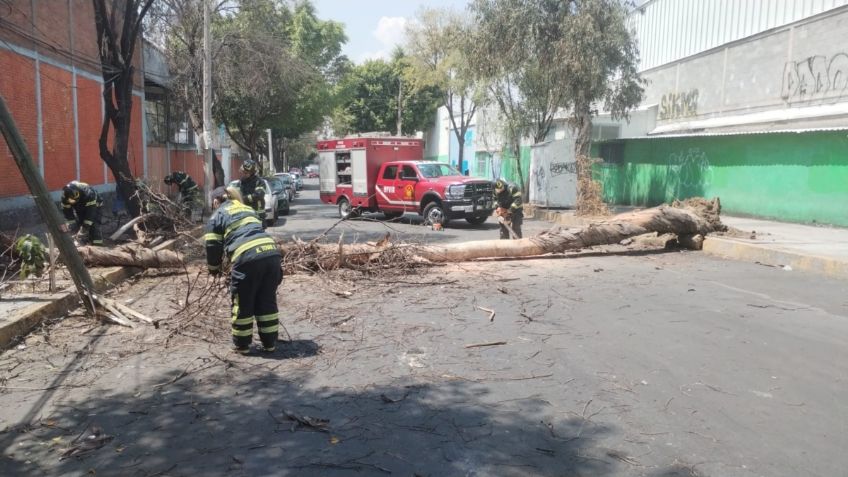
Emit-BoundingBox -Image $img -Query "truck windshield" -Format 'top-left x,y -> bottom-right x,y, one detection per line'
417,163 -> 461,178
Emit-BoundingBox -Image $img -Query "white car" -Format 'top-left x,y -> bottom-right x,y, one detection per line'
290,172 -> 303,191
228,178 -> 288,226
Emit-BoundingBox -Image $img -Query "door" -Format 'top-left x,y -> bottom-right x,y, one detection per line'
351,149 -> 368,197
393,165 -> 419,209
376,164 -> 400,208
318,151 -> 336,193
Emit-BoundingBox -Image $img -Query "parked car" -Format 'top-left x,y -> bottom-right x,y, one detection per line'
306,171 -> 319,178
274,173 -> 296,201
228,178 -> 289,227
290,172 -> 303,191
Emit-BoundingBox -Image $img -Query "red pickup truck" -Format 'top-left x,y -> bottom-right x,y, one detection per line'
318,137 -> 494,225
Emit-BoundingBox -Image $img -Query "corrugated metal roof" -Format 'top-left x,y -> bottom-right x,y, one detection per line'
629,126 -> 848,139
629,0 -> 848,71
647,103 -> 848,135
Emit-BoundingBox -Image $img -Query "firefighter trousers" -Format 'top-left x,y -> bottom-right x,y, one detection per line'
77,208 -> 103,245
499,211 -> 523,240
230,254 -> 283,349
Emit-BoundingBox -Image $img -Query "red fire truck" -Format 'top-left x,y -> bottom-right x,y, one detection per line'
317,137 -> 494,225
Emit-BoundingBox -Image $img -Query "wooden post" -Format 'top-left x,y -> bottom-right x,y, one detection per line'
47,233 -> 56,293
0,95 -> 95,312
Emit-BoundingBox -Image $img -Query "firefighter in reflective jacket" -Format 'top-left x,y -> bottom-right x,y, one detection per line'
493,179 -> 523,240
163,171 -> 199,214
238,160 -> 266,225
205,186 -> 281,354
58,181 -> 104,246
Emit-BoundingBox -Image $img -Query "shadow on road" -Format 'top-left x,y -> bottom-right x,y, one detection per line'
0,361 -> 623,476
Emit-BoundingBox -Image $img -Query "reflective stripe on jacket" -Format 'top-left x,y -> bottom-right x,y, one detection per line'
205,199 -> 278,270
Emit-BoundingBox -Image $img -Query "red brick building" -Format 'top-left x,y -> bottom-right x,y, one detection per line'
0,1 -> 235,229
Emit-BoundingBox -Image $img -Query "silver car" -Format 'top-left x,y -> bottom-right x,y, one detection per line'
274,173 -> 296,201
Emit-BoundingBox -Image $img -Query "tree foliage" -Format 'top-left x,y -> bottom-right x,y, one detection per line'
92,0 -> 156,217
151,0 -> 346,171
405,7 -> 482,173
469,0 -> 643,203
333,53 -> 440,137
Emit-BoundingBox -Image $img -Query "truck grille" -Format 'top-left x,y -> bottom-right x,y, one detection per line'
463,181 -> 493,199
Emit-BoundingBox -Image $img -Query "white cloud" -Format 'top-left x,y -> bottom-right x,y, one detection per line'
359,16 -> 408,62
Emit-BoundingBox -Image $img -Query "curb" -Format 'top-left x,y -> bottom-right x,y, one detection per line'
702,237 -> 848,280
526,206 -> 848,280
0,230 -> 202,350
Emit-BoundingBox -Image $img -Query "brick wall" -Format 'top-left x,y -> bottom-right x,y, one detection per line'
0,49 -> 38,198
40,64 -> 76,191
77,76 -> 105,185
0,1 -> 224,229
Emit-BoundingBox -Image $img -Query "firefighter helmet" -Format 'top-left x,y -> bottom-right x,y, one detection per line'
63,181 -> 83,204
241,160 -> 257,175
163,174 -> 174,185
493,179 -> 507,194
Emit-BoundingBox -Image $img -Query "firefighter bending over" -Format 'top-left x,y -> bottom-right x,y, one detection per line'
493,179 -> 523,239
238,160 -> 266,225
58,181 -> 104,246
163,171 -> 199,215
205,186 -> 282,354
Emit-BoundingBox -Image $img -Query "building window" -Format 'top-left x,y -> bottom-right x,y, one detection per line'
169,103 -> 195,146
599,142 -> 624,164
145,88 -> 168,145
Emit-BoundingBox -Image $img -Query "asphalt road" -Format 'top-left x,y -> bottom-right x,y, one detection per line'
0,179 -> 846,476
265,179 -> 552,244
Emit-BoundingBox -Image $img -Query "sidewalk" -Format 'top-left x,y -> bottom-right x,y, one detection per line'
704,216 -> 848,279
0,231 -> 202,349
525,206 -> 848,279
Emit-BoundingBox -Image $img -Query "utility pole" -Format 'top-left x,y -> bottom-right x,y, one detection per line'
267,129 -> 274,175
202,0 -> 214,209
396,77 -> 403,136
0,95 -> 95,312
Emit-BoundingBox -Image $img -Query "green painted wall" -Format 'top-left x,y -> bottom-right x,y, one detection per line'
594,131 -> 848,226
473,146 -> 532,185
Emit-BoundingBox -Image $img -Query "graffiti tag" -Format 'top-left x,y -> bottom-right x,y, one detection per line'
781,53 -> 848,101
668,148 -> 712,195
550,161 -> 578,176
659,90 -> 699,120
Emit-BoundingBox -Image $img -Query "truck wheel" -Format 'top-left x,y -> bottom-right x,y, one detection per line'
423,202 -> 446,226
465,215 -> 488,225
338,198 -> 359,219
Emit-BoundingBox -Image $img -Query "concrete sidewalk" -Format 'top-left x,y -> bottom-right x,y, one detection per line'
525,206 -> 848,279
705,216 -> 848,279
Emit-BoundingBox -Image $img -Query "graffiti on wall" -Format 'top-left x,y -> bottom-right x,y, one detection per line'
659,90 -> 699,120
668,148 -> 712,197
532,164 -> 546,195
550,161 -> 578,176
781,53 -> 848,101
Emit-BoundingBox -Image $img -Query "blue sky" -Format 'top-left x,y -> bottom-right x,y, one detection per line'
313,0 -> 469,63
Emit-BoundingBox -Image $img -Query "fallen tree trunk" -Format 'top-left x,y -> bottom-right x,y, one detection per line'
79,243 -> 183,269
280,198 -> 725,272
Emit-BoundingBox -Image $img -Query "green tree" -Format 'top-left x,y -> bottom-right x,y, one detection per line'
333,53 -> 440,136
556,0 -> 643,213
469,0 -> 643,207
405,8 -> 482,174
213,0 -> 310,164
469,0 -> 571,194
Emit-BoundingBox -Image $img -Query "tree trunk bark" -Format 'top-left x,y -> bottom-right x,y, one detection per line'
280,198 -> 725,272
78,244 -> 183,269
